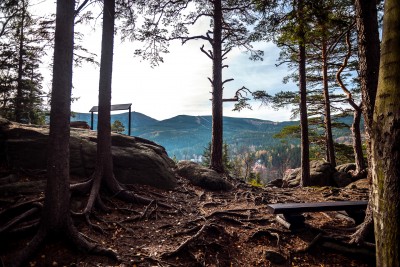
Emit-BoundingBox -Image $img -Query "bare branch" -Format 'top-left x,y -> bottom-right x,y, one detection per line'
276,60 -> 296,67
336,30 -> 360,112
328,21 -> 356,55
183,12 -> 213,25
200,44 -> 213,59
221,3 -> 252,12
170,34 -> 211,44
75,0 -> 90,16
0,9 -> 19,37
222,78 -> 234,86
222,47 -> 232,58
222,96 -> 238,102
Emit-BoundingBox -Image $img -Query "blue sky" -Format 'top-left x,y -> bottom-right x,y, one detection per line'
33,1 -> 298,122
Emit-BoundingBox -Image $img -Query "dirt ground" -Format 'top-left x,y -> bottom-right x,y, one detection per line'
1,170 -> 374,267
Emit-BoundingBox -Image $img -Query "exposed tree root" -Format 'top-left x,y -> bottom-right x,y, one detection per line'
162,223 -> 209,257
349,216 -> 374,244
139,200 -> 156,220
4,226 -> 47,267
110,187 -> 173,209
0,203 -> 41,233
70,178 -> 93,195
241,217 -> 273,225
295,233 -> 323,253
71,172 -> 174,216
171,225 -> 203,237
2,220 -> 119,267
6,219 -> 40,235
205,208 -> 256,219
70,165 -> 176,247
248,227 -> 288,241
67,222 -> 119,262
0,199 -> 43,235
321,236 -> 375,259
85,214 -> 106,234
218,216 -> 245,226
349,196 -> 374,244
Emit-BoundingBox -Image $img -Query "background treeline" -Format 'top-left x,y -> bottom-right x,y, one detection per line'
72,111 -> 361,184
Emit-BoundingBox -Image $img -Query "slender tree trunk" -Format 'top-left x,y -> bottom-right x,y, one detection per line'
354,0 -> 380,181
210,0 -> 224,173
73,0 -> 154,209
7,3 -> 117,265
6,1 -> 78,266
298,0 -> 310,186
15,0 -> 26,123
351,0 -> 380,244
42,0 -> 75,232
351,107 -> 365,174
336,30 -> 365,174
321,39 -> 336,167
97,0 -> 115,180
371,0 -> 400,264
83,0 -> 115,212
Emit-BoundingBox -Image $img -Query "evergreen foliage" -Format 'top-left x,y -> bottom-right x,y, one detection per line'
111,119 -> 125,134
0,0 -> 47,124
202,142 -> 232,171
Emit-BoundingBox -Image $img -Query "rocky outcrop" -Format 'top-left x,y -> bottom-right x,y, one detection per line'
176,161 -> 233,191
336,163 -> 356,173
70,121 -> 90,129
282,168 -> 301,188
282,160 -> 353,188
1,119 -> 177,190
332,171 -> 352,188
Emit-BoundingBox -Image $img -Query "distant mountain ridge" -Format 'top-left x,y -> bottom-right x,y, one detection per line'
71,111 -> 297,160
72,111 -> 159,129
71,112 -> 355,160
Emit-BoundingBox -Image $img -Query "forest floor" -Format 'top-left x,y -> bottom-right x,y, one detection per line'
1,168 -> 374,267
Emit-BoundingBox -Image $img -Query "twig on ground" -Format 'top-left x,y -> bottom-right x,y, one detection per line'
162,224 -> 209,257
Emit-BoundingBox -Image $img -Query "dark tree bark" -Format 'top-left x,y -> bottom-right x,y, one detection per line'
321,37 -> 336,167
42,0 -> 75,234
354,0 -> 380,179
4,1 -> 115,266
15,0 -> 26,123
210,0 -> 224,173
350,0 -> 380,244
82,0 -> 116,213
336,31 -> 365,175
351,106 -> 364,172
75,0 -> 156,214
371,0 -> 400,264
129,0 -> 258,174
298,0 -> 310,186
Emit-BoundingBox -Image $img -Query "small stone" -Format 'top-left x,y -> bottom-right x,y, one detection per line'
265,250 -> 286,265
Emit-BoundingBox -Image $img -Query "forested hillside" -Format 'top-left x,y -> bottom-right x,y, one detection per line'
71,112 -> 357,163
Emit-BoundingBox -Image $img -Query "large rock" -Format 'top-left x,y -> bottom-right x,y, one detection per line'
266,178 -> 283,188
176,161 -> 233,191
336,163 -> 356,173
332,171 -> 352,188
282,168 -> 301,188
309,160 -> 336,186
1,119 -> 177,189
282,160 -> 336,187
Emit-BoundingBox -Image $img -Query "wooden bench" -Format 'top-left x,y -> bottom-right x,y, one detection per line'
267,200 -> 368,229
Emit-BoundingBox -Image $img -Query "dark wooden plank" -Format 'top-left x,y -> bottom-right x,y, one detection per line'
267,201 -> 368,214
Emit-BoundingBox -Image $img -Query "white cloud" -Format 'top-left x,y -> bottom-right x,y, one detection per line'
32,1 -> 298,122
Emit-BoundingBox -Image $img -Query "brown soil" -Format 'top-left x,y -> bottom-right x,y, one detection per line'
1,170 -> 374,267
